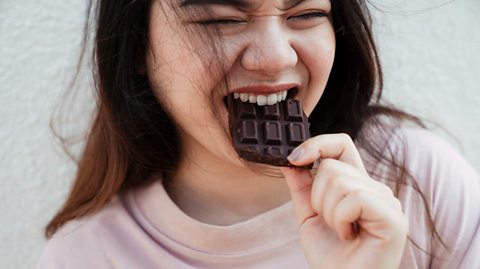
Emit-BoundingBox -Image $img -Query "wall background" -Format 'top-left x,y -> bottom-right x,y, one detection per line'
1,0 -> 479,268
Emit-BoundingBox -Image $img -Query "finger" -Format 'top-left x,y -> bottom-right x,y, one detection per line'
333,191 -> 370,240
320,176 -> 360,233
310,159 -> 368,219
287,133 -> 367,175
281,167 -> 317,225
333,190 -> 405,241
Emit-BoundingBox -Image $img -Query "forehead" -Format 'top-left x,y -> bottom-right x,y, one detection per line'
179,0 -> 307,11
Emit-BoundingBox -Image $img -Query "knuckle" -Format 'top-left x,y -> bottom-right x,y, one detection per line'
316,159 -> 342,180
392,197 -> 403,211
318,158 -> 336,171
390,213 -> 409,238
329,175 -> 348,191
380,183 -> 395,197
351,189 -> 367,200
338,133 -> 354,145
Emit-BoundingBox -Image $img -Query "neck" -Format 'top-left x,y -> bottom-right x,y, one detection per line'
165,139 -> 291,226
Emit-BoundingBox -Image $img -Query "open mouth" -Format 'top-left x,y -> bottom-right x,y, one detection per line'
223,87 -> 298,108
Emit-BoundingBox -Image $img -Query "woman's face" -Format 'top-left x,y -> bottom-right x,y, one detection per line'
146,0 -> 335,167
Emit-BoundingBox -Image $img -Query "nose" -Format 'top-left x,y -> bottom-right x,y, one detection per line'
240,17 -> 298,75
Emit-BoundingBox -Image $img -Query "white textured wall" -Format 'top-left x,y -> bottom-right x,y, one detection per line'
1,1 -> 479,268
372,0 -> 480,167
1,1 -> 89,268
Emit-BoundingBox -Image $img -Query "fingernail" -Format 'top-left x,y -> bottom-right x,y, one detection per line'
287,147 -> 304,162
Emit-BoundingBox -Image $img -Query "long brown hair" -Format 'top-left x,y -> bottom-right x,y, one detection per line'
45,0 -> 445,253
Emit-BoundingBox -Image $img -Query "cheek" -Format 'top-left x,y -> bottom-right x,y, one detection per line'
146,41 -> 203,96
147,6 -> 216,101
146,35 -> 230,117
302,34 -> 336,87
146,37 -> 229,133
292,27 -> 336,115
146,44 -> 208,130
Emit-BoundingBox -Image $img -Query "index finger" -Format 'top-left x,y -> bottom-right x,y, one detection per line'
281,167 -> 317,225
287,133 -> 367,175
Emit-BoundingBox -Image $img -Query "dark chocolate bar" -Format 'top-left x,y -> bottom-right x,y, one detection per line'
227,94 -> 311,168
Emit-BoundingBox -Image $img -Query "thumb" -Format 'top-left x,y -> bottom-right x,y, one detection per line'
281,167 -> 316,225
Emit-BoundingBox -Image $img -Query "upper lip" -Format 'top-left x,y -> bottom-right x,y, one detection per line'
231,83 -> 299,95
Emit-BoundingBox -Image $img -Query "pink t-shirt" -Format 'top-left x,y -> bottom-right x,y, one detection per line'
36,126 -> 480,268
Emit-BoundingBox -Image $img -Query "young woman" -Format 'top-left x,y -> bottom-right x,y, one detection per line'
37,0 -> 480,268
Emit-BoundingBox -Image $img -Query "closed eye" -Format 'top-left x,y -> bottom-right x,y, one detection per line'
288,11 -> 327,21
197,18 -> 246,26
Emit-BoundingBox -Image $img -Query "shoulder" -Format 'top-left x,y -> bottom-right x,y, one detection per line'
359,118 -> 480,267
364,117 -> 480,197
358,116 -> 478,182
392,128 -> 480,268
358,116 -> 480,227
36,196 -> 131,268
388,124 -> 477,183
388,125 -> 480,203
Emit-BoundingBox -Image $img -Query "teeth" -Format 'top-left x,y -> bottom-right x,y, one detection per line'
267,93 -> 277,105
232,89 -> 291,106
240,93 -> 249,102
257,95 -> 267,106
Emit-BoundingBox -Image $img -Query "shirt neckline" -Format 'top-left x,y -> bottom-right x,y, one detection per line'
126,178 -> 299,255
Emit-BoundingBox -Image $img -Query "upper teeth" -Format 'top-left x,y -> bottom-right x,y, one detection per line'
233,90 -> 288,106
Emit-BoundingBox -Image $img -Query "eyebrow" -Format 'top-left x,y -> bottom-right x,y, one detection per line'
180,0 -> 305,11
